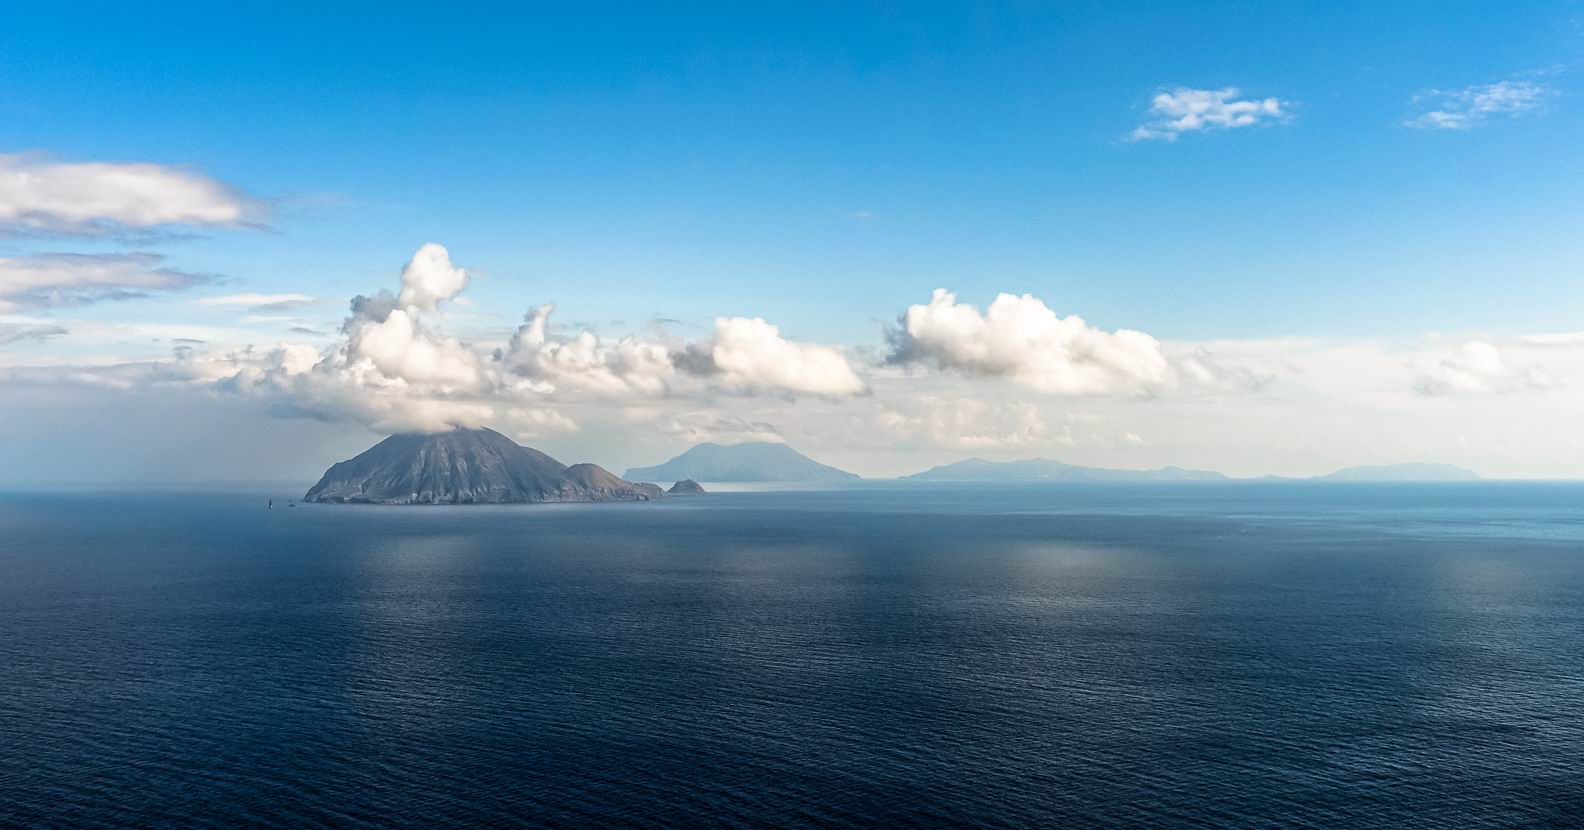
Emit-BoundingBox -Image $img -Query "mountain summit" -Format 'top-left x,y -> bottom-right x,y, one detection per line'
304,428 -> 665,504
624,442 -> 859,482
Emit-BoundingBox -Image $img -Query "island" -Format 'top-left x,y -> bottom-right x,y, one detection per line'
304,427 -> 666,504
625,441 -> 859,483
902,457 -> 1483,482
1312,463 -> 1480,482
903,458 -> 1228,482
666,479 -> 708,496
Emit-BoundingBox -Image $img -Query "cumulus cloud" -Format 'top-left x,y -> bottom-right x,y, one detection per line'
201,243 -> 868,433
395,242 -> 469,312
501,303 -> 675,396
0,252 -> 212,312
1404,80 -> 1551,130
0,154 -> 264,236
693,317 -> 869,397
1414,340 -> 1557,395
888,289 -> 1176,394
1129,87 -> 1289,142
886,290 -> 1265,396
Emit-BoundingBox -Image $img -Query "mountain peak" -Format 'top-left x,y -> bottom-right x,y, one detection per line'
625,441 -> 859,482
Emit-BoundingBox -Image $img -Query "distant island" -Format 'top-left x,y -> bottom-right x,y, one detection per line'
667,479 -> 708,495
625,442 -> 860,483
904,458 -> 1227,482
903,458 -> 1481,482
305,428 -> 666,504
1308,463 -> 1481,482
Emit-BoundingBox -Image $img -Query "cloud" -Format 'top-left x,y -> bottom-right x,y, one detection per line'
0,252 -> 213,312
203,243 -> 867,433
1129,87 -> 1289,142
1523,331 -> 1584,347
624,409 -> 784,444
691,317 -> 869,397
195,292 -> 318,311
501,303 -> 675,396
886,290 -> 1264,397
1404,80 -> 1551,130
204,245 -> 499,432
1173,347 -> 1274,392
1414,340 -> 1558,395
887,289 -> 1175,394
396,242 -> 469,312
0,154 -> 264,236
0,322 -> 68,346
878,399 -> 1061,450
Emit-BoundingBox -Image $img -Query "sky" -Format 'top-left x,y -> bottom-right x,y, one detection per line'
3,1 -> 1584,482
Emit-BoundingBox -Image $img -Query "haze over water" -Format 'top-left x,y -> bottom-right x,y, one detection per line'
4,483 -> 1583,828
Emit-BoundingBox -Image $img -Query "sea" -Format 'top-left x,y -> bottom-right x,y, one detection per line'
2,482 -> 1582,829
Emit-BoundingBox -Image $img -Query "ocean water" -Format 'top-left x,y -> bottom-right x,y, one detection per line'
2,482 -> 1583,829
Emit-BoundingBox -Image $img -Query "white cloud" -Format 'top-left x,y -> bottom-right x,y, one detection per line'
0,154 -> 263,235
0,252 -> 211,312
1414,340 -> 1558,395
502,303 -> 675,397
1404,80 -> 1550,130
195,292 -> 318,310
346,306 -> 486,390
201,244 -> 868,433
703,317 -> 868,397
206,245 -> 500,432
888,289 -> 1175,394
395,242 -> 470,312
1129,87 -> 1289,142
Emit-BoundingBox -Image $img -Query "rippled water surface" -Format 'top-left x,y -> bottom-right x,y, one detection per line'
3,483 -> 1583,828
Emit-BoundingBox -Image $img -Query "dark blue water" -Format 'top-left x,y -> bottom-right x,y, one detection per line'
3,483 -> 1583,828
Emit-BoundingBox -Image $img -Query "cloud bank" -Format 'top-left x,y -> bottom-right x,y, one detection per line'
211,244 -> 870,432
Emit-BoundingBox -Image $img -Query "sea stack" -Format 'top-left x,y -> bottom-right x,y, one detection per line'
304,428 -> 665,504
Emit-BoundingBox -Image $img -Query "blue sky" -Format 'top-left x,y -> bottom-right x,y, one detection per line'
3,2 -> 1584,481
